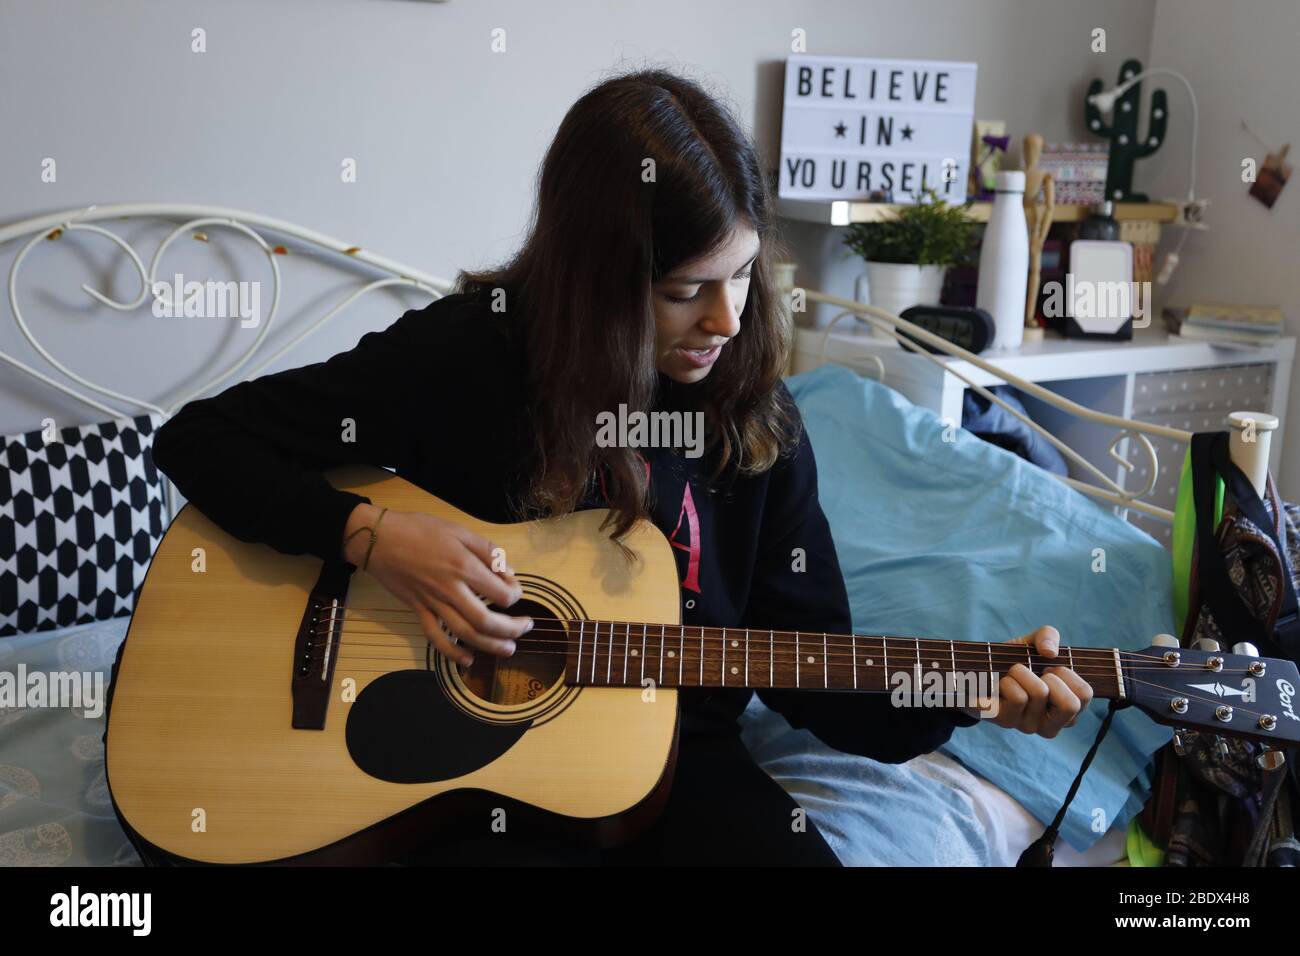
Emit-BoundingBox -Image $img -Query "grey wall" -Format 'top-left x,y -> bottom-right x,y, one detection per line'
1143,0 -> 1300,499
1,0 -> 1157,437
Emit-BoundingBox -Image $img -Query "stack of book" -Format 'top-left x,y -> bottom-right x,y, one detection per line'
1163,302 -> 1285,347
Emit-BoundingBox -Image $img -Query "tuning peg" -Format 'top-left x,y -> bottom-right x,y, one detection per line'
1257,747 -> 1287,771
1193,638 -> 1220,652
1233,642 -> 1267,674
1215,735 -> 1231,758
1151,633 -> 1181,648
1172,729 -> 1187,756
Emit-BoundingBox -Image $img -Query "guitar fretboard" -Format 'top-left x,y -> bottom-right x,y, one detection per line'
563,619 -> 1125,701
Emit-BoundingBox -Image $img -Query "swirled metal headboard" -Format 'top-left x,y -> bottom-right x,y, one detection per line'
1,202 -> 456,517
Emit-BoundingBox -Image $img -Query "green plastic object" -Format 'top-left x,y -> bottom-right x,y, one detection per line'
1171,447 -> 1223,638
1125,818 -> 1165,867
1084,58 -> 1169,202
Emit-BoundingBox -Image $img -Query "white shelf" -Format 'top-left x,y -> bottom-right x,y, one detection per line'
777,198 -> 1181,226
795,324 -> 1294,388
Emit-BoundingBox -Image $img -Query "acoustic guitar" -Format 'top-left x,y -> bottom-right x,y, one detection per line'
106,465 -> 1300,864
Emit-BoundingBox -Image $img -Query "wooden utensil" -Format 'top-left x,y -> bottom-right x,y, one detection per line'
1023,133 -> 1056,334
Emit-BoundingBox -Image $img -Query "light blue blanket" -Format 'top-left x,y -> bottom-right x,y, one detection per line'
0,618 -> 139,866
779,365 -> 1173,851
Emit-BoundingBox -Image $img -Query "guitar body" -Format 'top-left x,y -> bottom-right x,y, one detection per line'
106,465 -> 682,865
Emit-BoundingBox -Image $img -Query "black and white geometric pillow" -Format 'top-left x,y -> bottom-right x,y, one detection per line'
0,414 -> 167,637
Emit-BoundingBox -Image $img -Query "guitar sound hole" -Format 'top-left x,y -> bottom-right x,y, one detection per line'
458,599 -> 565,706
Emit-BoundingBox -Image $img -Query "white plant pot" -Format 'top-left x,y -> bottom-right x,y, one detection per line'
855,262 -> 947,337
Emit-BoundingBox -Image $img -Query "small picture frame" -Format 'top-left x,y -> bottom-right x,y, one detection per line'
1249,145 -> 1291,209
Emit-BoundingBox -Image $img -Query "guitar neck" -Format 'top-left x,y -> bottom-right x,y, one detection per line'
563,619 -> 1125,700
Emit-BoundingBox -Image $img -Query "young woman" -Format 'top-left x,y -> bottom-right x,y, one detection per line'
144,69 -> 1092,866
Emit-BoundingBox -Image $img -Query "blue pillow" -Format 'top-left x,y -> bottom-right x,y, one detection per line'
786,365 -> 1173,851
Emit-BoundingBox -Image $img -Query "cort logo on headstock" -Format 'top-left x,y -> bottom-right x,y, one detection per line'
1278,679 -> 1298,723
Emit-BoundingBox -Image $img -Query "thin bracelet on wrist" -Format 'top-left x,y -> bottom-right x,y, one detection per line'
342,506 -> 389,570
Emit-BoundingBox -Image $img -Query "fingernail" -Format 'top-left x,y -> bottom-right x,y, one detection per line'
461,654 -> 474,667
504,641 -> 517,655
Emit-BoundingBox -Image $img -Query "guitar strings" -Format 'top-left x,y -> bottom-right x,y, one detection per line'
322,612 -> 1195,672
322,637 -> 1258,683
324,646 -> 1254,679
312,617 -> 1250,671
321,629 -> 1153,665
309,624 -> 1255,679
320,634 -> 1191,675
310,610 -> 1197,668
301,611 -> 1273,707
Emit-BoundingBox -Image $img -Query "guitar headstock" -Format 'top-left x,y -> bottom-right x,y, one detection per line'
1127,637 -> 1300,749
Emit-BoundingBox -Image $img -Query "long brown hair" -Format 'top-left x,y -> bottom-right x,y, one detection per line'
457,68 -> 799,547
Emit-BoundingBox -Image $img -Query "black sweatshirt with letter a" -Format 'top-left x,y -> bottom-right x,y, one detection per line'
151,289 -> 976,758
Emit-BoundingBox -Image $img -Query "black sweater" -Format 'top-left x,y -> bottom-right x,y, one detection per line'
152,289 -> 976,761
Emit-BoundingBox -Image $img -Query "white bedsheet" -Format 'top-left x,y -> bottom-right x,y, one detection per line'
738,695 -> 1127,866
0,617 -> 139,866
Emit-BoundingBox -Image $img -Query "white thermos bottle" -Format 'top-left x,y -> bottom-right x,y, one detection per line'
976,170 -> 1029,349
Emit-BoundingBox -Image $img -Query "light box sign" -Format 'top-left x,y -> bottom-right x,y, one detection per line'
779,54 -> 978,204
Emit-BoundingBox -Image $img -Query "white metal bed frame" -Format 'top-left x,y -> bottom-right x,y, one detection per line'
0,202 -> 1277,527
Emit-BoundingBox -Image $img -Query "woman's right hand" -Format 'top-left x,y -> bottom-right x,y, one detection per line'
342,503 -> 533,666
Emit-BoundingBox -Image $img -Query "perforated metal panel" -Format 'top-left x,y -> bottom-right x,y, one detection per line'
1125,363 -> 1273,547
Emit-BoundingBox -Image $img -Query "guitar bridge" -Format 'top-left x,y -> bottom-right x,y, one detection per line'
291,561 -> 354,730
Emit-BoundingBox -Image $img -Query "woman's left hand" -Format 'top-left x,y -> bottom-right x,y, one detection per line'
961,625 -> 1094,738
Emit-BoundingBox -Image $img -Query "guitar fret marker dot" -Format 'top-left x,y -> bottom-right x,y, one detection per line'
667,650 -> 676,658
730,666 -> 738,675
630,649 -> 638,657
807,656 -> 815,664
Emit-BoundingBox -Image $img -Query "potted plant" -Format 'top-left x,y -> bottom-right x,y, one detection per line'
842,187 -> 976,331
